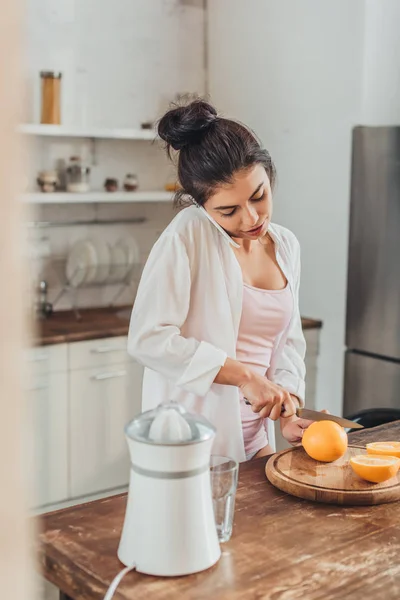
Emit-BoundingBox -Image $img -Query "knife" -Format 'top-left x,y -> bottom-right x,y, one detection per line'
243,398 -> 363,428
294,407 -> 363,429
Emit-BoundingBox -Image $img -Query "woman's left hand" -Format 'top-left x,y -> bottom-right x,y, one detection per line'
281,417 -> 313,445
281,407 -> 330,445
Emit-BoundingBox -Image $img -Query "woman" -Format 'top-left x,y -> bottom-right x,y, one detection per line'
128,99 -> 311,462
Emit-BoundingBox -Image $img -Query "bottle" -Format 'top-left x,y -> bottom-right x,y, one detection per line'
36,280 -> 53,319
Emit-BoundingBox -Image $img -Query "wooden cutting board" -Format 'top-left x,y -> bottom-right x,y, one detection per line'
266,444 -> 400,505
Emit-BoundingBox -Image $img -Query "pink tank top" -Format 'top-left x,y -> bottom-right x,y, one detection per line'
236,282 -> 293,457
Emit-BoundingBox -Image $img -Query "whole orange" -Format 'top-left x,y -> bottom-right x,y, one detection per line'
302,420 -> 348,462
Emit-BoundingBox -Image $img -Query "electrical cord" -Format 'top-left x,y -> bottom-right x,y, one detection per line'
103,563 -> 136,600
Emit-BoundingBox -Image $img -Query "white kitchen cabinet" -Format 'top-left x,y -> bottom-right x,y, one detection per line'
27,344 -> 69,507
28,336 -> 143,508
69,358 -> 143,498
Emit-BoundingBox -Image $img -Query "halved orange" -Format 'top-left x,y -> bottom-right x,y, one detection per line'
366,442 -> 400,459
350,454 -> 400,483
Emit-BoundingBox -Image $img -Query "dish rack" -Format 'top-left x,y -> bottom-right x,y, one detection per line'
50,257 -> 142,318
28,214 -> 145,319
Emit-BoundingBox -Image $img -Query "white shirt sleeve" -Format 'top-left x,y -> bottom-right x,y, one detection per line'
127,232 -> 227,397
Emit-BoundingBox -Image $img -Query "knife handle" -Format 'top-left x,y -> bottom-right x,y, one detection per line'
244,399 -> 299,416
280,404 -> 301,417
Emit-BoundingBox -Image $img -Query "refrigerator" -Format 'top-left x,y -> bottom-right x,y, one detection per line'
344,126 -> 400,417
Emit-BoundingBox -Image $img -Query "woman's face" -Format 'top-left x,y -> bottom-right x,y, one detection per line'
204,164 -> 272,240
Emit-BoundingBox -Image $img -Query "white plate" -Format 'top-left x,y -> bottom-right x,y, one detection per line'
66,240 -> 96,288
83,240 -> 98,284
109,243 -> 129,282
115,235 -> 140,280
89,238 -> 111,283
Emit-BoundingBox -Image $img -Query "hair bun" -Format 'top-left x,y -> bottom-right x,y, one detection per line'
158,99 -> 218,151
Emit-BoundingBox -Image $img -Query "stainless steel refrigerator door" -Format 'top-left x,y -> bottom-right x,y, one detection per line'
346,126 -> 400,360
344,351 -> 400,416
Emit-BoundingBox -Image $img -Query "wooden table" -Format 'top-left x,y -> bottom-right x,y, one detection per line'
37,422 -> 400,600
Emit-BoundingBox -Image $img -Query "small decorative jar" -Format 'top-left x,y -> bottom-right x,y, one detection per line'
123,173 -> 138,192
37,170 -> 58,193
104,178 -> 118,192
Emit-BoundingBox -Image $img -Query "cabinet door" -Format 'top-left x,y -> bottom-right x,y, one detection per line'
29,372 -> 69,507
69,360 -> 143,498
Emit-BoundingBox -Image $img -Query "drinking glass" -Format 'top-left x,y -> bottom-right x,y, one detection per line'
210,455 -> 239,543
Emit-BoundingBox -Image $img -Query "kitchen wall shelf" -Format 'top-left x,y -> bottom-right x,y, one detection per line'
24,191 -> 173,204
19,123 -> 157,141
26,217 -> 146,228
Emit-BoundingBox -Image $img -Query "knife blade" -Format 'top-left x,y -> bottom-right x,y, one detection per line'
243,397 -> 364,429
295,407 -> 363,429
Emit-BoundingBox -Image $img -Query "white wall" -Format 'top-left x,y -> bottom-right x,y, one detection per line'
24,0 -> 206,128
362,0 -> 400,124
208,0 -> 366,414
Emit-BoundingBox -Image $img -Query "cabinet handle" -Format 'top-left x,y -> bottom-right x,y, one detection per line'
90,346 -> 126,354
28,353 -> 48,362
92,370 -> 126,381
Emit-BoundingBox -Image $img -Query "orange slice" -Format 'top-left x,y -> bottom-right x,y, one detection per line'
366,442 -> 400,459
350,454 -> 400,483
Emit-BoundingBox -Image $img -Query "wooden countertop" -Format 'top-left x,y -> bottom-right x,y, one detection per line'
34,306 -> 323,346
37,421 -> 400,600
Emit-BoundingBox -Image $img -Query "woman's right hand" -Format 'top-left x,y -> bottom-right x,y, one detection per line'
239,372 -> 296,420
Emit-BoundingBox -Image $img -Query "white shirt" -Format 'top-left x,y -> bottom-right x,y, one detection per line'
128,205 -> 306,462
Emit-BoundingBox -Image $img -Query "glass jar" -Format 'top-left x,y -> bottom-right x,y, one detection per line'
40,71 -> 62,125
66,156 -> 90,193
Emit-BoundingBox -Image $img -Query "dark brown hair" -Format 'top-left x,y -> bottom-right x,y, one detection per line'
158,99 -> 276,207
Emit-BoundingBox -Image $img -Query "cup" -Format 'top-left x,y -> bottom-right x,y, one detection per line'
210,455 -> 239,543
